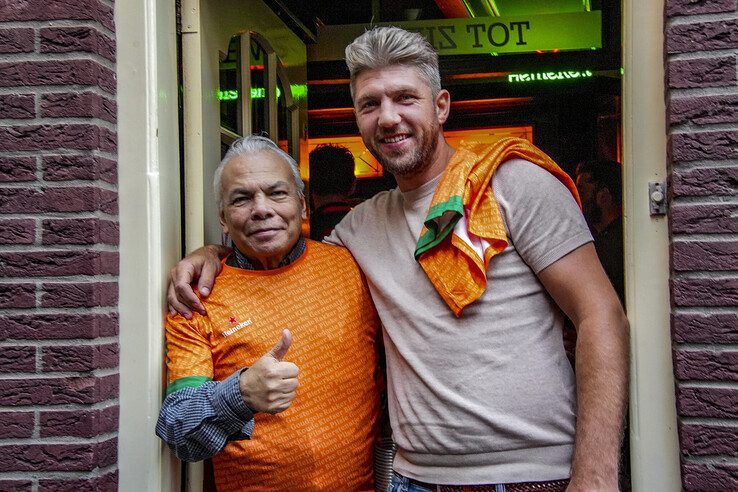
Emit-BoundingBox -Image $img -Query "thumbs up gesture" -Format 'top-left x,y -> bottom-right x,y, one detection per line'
239,329 -> 299,414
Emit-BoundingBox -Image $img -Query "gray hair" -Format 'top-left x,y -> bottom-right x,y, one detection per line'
345,26 -> 441,98
214,135 -> 304,210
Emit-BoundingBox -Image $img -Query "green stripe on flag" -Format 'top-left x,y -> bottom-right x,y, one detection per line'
165,376 -> 213,396
414,195 -> 464,260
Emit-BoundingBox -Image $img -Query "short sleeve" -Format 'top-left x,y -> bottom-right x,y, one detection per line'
165,314 -> 214,389
492,158 -> 593,273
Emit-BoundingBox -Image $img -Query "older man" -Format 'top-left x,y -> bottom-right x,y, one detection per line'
156,136 -> 381,491
169,28 -> 628,492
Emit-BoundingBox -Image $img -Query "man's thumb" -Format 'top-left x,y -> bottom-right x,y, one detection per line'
268,329 -> 292,361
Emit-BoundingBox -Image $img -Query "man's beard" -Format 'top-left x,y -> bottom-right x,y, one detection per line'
368,125 -> 440,178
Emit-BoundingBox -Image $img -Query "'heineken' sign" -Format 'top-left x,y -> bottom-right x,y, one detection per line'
309,12 -> 602,61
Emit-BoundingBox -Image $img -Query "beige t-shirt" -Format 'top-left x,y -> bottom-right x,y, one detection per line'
326,158 -> 593,485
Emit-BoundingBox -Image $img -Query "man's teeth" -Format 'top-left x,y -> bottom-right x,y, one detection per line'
383,135 -> 408,143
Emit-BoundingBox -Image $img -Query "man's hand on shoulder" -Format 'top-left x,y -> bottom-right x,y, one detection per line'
239,329 -> 299,414
167,244 -> 230,319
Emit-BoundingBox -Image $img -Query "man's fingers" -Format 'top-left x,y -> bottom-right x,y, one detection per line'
264,392 -> 297,414
267,329 -> 292,361
167,282 -> 193,319
173,281 -> 206,316
197,256 -> 221,298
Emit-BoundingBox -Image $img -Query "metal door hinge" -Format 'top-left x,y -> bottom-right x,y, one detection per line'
649,181 -> 667,215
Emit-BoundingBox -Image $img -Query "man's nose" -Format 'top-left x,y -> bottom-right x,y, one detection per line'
250,194 -> 274,219
377,102 -> 401,127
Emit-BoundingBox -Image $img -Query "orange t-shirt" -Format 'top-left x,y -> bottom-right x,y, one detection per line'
165,241 -> 381,491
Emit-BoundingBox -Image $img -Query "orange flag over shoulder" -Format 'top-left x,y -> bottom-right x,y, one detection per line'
414,137 -> 581,317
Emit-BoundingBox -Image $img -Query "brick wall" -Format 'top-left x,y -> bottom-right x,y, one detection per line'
0,1 -> 119,490
666,0 -> 738,490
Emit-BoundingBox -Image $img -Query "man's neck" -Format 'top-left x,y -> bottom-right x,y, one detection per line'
395,140 -> 455,192
226,237 -> 307,270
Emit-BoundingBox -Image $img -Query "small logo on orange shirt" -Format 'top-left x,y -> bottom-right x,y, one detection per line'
223,318 -> 252,337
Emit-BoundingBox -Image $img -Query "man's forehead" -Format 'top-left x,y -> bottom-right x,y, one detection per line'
354,66 -> 426,93
222,152 -> 293,185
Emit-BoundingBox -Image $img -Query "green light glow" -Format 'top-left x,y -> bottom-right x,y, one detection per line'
508,70 -> 593,83
217,84 -> 308,101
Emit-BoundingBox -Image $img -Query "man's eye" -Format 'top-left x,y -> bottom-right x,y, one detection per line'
399,94 -> 415,102
360,101 -> 377,110
271,190 -> 287,197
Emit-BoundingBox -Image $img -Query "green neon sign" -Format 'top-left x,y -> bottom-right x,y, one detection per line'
217,84 -> 307,101
508,69 -> 593,83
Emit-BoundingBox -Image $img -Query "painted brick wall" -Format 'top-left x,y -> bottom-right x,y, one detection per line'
0,0 -> 119,490
665,0 -> 738,490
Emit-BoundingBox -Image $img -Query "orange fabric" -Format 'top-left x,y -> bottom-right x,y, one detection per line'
165,241 -> 381,492
418,138 -> 581,316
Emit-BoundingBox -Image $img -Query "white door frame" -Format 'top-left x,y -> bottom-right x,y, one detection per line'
622,0 -> 681,489
116,0 -> 182,490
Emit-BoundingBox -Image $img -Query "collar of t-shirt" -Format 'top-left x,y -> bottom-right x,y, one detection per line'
225,236 -> 307,270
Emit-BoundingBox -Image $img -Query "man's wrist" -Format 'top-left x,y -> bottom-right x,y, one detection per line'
212,369 -> 254,423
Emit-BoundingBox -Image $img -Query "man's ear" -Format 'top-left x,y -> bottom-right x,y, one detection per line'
219,208 -> 229,235
300,196 -> 307,220
435,89 -> 451,124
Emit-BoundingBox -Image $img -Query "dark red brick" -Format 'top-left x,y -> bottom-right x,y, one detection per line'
41,282 -> 117,308
682,462 -> 738,491
40,405 -> 118,438
0,313 -> 118,341
667,20 -> 738,54
0,438 -> 117,471
680,422 -> 738,456
99,127 -> 116,152
0,28 -> 34,53
668,57 -> 737,89
677,386 -> 738,418
39,470 -> 118,492
672,167 -> 738,196
41,27 -> 115,61
0,187 -> 117,214
0,412 -> 34,438
0,0 -> 115,32
0,374 -> 118,405
0,124 -> 114,152
0,94 -> 35,119
41,92 -> 115,123
0,219 -> 35,244
43,218 -> 118,245
0,480 -> 32,492
0,283 -> 35,308
673,313 -> 738,343
672,277 -> 738,307
43,154 -> 116,184
670,95 -> 738,126
0,156 -> 35,182
670,131 -> 738,161
43,343 -> 118,372
0,250 -> 118,277
675,349 -> 738,381
671,204 -> 738,233
0,346 -> 36,372
0,60 -> 116,94
672,241 -> 738,270
667,0 -> 737,16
